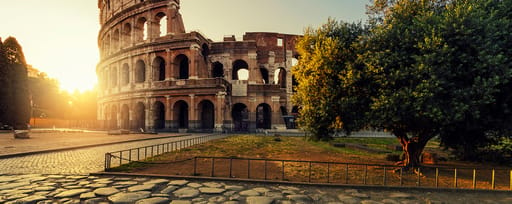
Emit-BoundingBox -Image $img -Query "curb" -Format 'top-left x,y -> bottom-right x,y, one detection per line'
0,134 -> 191,159
90,172 -> 512,194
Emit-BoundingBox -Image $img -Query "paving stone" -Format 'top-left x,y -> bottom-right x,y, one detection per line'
169,180 -> 189,186
6,193 -> 29,201
94,187 -> 120,196
246,196 -> 275,204
12,195 -> 47,204
86,183 -> 108,188
47,175 -> 65,179
114,177 -> 132,181
66,175 -> 87,179
281,190 -> 296,195
192,198 -> 205,202
144,179 -> 170,185
345,189 -> 359,194
80,192 -> 97,199
337,195 -> 361,204
0,176 -> 20,183
54,189 -> 90,198
223,201 -> 239,204
265,191 -> 284,198
361,200 -> 383,204
382,199 -> 401,204
173,187 -> 200,198
135,197 -> 171,204
0,182 -> 30,190
64,185 -> 83,189
34,191 -> 51,196
115,181 -> 138,186
239,190 -> 260,196
203,182 -> 223,188
108,191 -> 152,204
287,194 -> 313,203
199,187 -> 226,194
389,192 -> 414,199
225,185 -> 244,191
34,186 -> 57,191
83,198 -> 108,204
209,196 -> 227,202
169,200 -> 192,204
352,192 -> 370,198
187,183 -> 203,188
160,185 -> 178,194
252,187 -> 271,193
128,184 -> 157,192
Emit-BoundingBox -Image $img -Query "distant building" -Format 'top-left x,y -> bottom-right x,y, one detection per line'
97,0 -> 299,132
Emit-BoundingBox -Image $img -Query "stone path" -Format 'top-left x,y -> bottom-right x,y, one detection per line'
0,174 -> 511,204
0,135 -> 217,174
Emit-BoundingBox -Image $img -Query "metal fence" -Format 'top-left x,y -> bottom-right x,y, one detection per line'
104,134 -> 225,171
188,156 -> 512,191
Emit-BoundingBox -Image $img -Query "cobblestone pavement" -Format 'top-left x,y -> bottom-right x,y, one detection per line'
0,174 -> 511,204
0,135 -> 212,174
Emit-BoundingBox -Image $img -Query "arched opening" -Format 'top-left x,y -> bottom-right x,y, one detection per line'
112,29 -> 120,52
153,57 -> 166,81
122,23 -> 132,48
135,17 -> 148,42
256,103 -> 272,129
103,34 -> 111,55
201,44 -> 210,62
292,57 -> 299,67
156,12 -> 167,37
135,60 -> 146,83
232,60 -> 249,80
110,67 -> 118,88
260,67 -> 269,84
212,62 -> 224,78
153,101 -> 165,130
174,100 -> 189,129
134,102 -> 146,130
104,106 -> 110,129
232,103 -> 249,132
274,68 -> 287,88
175,54 -> 189,79
121,104 -> 130,129
121,63 -> 130,85
198,100 -> 214,129
110,105 -> 118,129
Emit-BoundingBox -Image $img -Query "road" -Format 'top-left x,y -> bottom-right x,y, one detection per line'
0,135 -> 217,174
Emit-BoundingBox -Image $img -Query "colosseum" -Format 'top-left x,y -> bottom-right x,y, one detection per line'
97,0 -> 299,132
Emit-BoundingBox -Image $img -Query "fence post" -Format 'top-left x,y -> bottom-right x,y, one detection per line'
308,162 -> 312,183
454,168 -> 458,188
129,149 -> 132,162
363,165 -> 367,185
492,169 -> 495,190
345,164 -> 349,184
383,167 -> 387,186
229,158 -> 233,178
510,170 -> 512,191
137,148 -> 140,161
193,157 -> 197,176
119,151 -> 123,166
435,168 -> 439,188
104,153 -> 110,171
327,163 -> 330,183
472,169 -> 477,189
417,167 -> 421,187
282,161 -> 285,181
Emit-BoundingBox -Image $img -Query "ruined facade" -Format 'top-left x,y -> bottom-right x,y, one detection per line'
97,0 -> 299,132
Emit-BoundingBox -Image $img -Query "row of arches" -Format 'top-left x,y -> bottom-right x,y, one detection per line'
102,57 -> 289,89
103,101 -> 274,131
101,12 -> 168,56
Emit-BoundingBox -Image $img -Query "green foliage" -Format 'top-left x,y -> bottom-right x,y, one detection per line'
293,19 -> 368,141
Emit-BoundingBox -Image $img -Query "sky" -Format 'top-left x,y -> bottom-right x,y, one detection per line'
0,0 -> 369,92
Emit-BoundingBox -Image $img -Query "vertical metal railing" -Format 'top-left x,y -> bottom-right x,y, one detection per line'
104,134 -> 225,171
190,156 -> 512,191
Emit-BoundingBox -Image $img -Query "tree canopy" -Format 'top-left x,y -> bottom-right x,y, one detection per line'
293,0 -> 512,167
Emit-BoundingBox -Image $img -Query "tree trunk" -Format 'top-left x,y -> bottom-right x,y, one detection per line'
394,130 -> 432,170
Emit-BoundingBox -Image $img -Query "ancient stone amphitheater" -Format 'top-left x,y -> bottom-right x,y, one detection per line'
97,0 -> 299,132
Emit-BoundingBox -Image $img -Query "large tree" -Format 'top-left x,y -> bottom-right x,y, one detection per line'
294,0 -> 512,168
292,19 -> 368,141
2,37 -> 31,130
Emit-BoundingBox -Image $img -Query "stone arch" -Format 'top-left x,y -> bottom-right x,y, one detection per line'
122,23 -> 132,48
103,34 -> 111,55
153,56 -> 166,81
112,28 -> 120,51
155,12 -> 167,37
275,67 -> 287,88
175,54 -> 189,79
198,100 -> 214,130
121,63 -> 130,85
134,102 -> 146,130
153,101 -> 165,130
173,100 -> 189,129
212,62 -> 224,78
256,103 -> 272,129
135,17 -> 148,41
110,105 -> 118,129
135,59 -> 146,83
110,67 -> 118,88
232,60 -> 249,80
121,104 -> 130,129
260,67 -> 269,84
232,103 -> 249,132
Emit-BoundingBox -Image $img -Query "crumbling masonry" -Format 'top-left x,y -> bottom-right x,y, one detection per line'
97,0 -> 299,132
